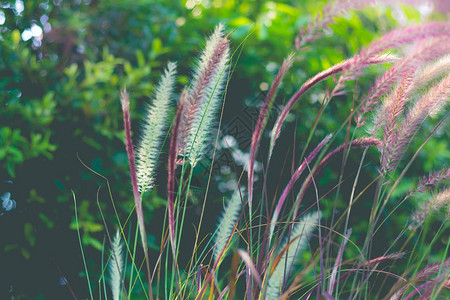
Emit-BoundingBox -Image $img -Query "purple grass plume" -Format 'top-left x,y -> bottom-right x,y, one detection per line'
409,187 -> 450,230
274,22 -> 449,160
381,74 -> 449,172
120,90 -> 154,300
359,37 -> 450,129
295,0 -> 433,50
407,168 -> 450,199
390,258 -> 450,300
269,54 -> 394,161
178,24 -> 230,167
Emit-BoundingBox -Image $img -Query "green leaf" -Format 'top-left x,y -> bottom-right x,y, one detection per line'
6,162 -> 15,177
4,244 -> 19,252
39,213 -> 54,228
84,221 -> 104,233
8,147 -> 24,163
28,190 -> 46,204
21,248 -> 31,260
136,50 -> 145,67
83,235 -> 103,251
24,223 -> 36,246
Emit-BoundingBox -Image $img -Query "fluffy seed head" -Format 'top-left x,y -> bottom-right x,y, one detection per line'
384,74 -> 449,171
409,188 -> 450,230
213,187 -> 244,262
108,229 -> 124,300
179,24 -> 230,166
136,62 -> 177,193
266,212 -> 319,299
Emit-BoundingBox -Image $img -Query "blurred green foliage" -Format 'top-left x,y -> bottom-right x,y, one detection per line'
0,0 -> 448,298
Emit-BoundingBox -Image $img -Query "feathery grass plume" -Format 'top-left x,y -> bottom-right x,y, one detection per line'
213,187 -> 244,262
270,134 -> 331,240
380,73 -> 415,169
330,22 -> 448,99
385,73 -> 414,136
120,90 -> 153,300
108,229 -> 124,300
178,24 -> 230,166
317,138 -> 382,172
295,0 -> 427,50
248,54 -> 294,214
409,187 -> 450,230
370,38 -> 450,134
414,258 -> 450,283
404,276 -> 447,300
390,258 -> 450,300
266,212 -> 319,299
346,22 -> 450,74
411,54 -> 450,91
136,62 -> 177,194
359,37 -> 450,129
268,53 -> 396,160
330,23 -> 450,113
295,0 -> 377,50
383,74 -> 450,172
362,252 -> 405,268
407,168 -> 450,199
272,22 -> 450,160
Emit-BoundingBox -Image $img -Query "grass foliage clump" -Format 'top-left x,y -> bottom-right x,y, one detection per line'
72,3 -> 449,299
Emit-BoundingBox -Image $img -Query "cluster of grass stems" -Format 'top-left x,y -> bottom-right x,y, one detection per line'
72,2 -> 449,299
